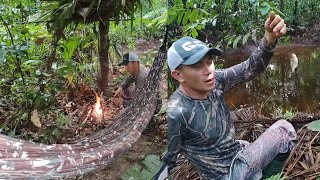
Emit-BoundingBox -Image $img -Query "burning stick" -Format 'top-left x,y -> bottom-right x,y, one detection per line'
81,91 -> 104,124
91,92 -> 104,123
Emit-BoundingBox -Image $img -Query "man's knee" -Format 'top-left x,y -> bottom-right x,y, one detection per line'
272,119 -> 297,152
274,119 -> 291,125
272,119 -> 295,132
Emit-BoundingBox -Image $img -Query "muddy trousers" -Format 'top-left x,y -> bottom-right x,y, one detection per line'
229,120 -> 297,180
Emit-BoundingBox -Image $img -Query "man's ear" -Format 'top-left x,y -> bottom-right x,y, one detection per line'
171,69 -> 184,83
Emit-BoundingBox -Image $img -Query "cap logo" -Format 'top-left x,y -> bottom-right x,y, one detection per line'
181,40 -> 205,51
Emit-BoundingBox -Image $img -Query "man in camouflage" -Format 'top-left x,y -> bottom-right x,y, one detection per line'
115,52 -> 162,112
164,12 -> 297,179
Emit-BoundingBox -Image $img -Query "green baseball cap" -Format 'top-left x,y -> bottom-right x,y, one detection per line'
167,36 -> 222,71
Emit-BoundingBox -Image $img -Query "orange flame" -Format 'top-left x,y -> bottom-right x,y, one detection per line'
92,92 -> 103,121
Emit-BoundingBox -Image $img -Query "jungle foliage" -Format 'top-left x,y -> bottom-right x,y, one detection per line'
167,0 -> 320,48
166,0 -> 320,95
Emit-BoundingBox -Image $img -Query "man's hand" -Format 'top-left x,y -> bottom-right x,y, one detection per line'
114,87 -> 124,98
264,11 -> 287,44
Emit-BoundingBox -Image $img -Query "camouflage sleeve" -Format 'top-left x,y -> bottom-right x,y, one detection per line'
121,75 -> 135,89
216,37 -> 276,92
163,109 -> 185,172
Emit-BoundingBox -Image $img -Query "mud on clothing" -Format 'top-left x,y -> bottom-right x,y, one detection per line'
163,38 -> 297,179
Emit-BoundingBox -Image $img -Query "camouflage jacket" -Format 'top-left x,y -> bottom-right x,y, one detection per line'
164,38 -> 276,179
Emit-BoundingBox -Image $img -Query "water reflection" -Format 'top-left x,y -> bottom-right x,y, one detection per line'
224,45 -> 320,116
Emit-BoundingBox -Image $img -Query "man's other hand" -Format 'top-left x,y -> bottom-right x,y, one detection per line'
114,87 -> 124,98
264,11 -> 287,44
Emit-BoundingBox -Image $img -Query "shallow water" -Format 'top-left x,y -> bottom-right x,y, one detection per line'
223,45 -> 320,116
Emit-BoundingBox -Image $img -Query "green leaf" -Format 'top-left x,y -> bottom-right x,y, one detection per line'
306,120 -> 320,132
276,110 -> 296,120
270,6 -> 287,19
182,9 -> 191,25
259,2 -> 270,16
174,0 -> 182,6
191,28 -> 198,38
177,11 -> 184,24
22,60 -> 41,66
195,25 -> 202,30
0,50 -> 7,64
80,34 -> 94,49
168,12 -> 177,24
62,37 -> 81,60
242,33 -> 251,45
264,173 -> 286,180
121,154 -> 164,180
199,11 -> 204,20
233,35 -> 242,49
186,0 -> 191,8
189,9 -> 199,23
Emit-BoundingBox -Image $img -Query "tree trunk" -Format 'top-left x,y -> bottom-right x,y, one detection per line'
98,18 -> 110,93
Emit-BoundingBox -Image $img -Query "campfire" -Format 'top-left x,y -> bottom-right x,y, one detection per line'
92,92 -> 103,121
82,92 -> 104,124
78,88 -> 121,127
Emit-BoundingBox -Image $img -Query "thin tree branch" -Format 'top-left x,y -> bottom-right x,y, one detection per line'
0,15 -> 25,85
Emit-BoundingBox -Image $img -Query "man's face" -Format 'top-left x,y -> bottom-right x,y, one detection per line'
125,61 -> 138,74
173,54 -> 216,98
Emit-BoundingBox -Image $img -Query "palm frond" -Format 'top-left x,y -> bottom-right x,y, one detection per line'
38,0 -> 151,31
